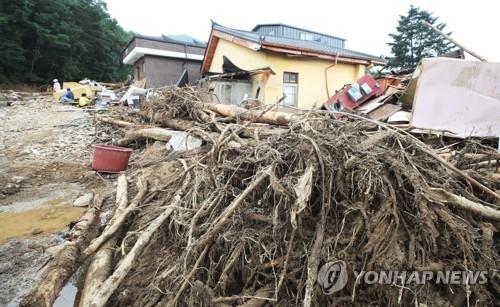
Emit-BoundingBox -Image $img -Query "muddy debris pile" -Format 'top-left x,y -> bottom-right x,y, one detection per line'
21,87 -> 499,307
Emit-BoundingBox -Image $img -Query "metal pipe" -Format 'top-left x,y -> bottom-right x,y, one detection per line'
324,53 -> 339,98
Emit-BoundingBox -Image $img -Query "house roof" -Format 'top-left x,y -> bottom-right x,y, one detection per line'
211,23 -> 384,63
163,34 -> 207,47
123,33 -> 206,65
123,33 -> 206,52
252,23 -> 346,42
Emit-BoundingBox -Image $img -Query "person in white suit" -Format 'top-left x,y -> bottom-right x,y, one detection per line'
53,79 -> 61,92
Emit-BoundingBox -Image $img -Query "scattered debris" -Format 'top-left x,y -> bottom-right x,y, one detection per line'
20,86 -> 499,307
167,131 -> 203,151
119,86 -> 148,109
324,72 -> 407,121
409,58 -> 500,138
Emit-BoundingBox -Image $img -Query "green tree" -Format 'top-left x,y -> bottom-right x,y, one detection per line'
0,0 -> 131,84
388,6 -> 454,70
0,0 -> 30,82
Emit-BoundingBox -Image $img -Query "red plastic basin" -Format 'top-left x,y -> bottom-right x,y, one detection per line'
92,144 -> 133,173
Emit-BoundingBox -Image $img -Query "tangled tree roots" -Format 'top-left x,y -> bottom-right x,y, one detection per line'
32,87 -> 500,307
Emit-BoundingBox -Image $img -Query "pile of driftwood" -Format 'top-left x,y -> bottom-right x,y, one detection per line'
21,87 -> 499,307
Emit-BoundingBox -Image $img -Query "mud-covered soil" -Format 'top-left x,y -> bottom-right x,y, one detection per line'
0,91 -> 104,306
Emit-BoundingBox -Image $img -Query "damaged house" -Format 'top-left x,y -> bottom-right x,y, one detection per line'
201,22 -> 386,108
123,34 -> 206,88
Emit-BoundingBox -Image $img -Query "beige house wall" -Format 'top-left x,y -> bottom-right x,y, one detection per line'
209,38 -> 367,109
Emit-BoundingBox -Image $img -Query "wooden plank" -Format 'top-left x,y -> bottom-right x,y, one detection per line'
202,34 -> 218,73
422,21 -> 487,62
367,103 -> 402,121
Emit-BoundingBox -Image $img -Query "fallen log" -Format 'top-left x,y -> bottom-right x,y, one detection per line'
80,177 -> 147,261
141,109 -> 199,131
97,108 -> 287,145
94,114 -> 138,128
78,175 -> 128,307
429,188 -> 500,221
95,114 -> 215,145
89,195 -> 183,307
200,102 -> 294,125
20,199 -> 102,307
117,127 -> 174,145
466,159 -> 499,170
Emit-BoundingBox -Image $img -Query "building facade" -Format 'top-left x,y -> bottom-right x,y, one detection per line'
202,23 -> 386,109
123,34 -> 206,88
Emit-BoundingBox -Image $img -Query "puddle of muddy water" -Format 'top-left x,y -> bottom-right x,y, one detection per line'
0,183 -> 82,211
0,205 -> 86,243
0,183 -> 87,243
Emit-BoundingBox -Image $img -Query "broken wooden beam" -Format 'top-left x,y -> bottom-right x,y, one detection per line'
421,20 -> 488,62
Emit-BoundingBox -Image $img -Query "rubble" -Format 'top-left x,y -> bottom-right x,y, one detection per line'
19,87 -> 499,307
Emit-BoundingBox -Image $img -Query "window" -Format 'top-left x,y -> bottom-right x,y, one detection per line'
299,32 -> 313,41
283,72 -> 298,107
283,72 -> 298,83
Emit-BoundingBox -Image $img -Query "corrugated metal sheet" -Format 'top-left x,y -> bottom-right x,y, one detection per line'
254,24 -> 344,48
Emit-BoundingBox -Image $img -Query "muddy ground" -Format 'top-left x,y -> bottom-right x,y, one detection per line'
0,91 -> 109,306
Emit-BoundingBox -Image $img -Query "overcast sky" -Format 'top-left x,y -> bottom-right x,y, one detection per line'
105,0 -> 498,61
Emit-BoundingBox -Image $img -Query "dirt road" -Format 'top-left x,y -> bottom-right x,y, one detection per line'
0,91 -> 102,306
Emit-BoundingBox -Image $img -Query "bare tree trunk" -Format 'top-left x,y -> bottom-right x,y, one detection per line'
88,197 -> 182,307
20,204 -> 101,307
117,127 -> 174,145
94,114 -> 138,128
78,175 -> 128,307
80,178 -> 147,261
429,188 -> 500,221
200,103 -> 294,125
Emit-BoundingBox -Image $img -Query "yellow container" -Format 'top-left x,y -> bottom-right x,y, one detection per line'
53,82 -> 95,102
62,82 -> 81,89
